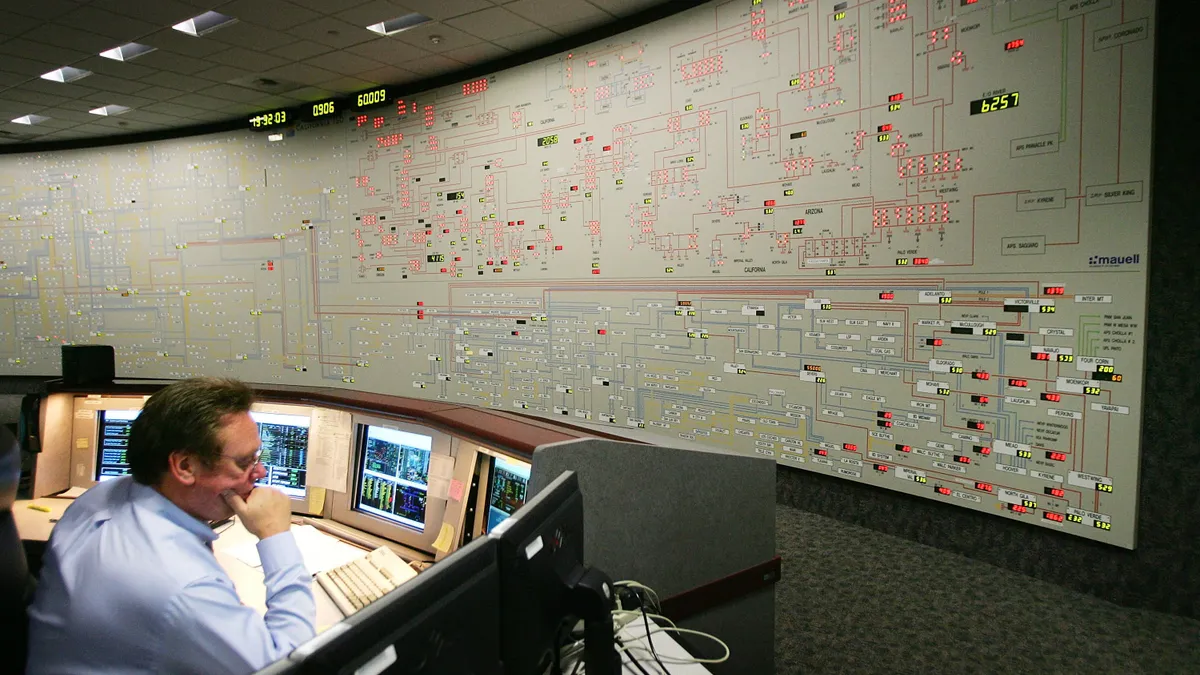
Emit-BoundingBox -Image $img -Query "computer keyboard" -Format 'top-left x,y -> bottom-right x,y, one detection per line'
316,545 -> 419,616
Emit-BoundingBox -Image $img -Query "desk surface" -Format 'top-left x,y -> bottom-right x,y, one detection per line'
15,496 -> 349,631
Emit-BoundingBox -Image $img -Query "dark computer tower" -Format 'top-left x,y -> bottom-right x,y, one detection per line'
61,345 -> 115,387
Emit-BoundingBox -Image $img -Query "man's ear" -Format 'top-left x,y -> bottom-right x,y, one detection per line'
166,450 -> 199,486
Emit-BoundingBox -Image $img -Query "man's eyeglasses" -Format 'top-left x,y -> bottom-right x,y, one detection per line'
221,448 -> 264,472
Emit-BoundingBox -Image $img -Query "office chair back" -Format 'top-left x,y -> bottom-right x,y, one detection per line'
0,424 -> 32,675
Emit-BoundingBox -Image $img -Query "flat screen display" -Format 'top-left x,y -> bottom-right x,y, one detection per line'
487,456 -> 531,533
251,411 -> 310,498
95,409 -> 139,481
355,425 -> 433,531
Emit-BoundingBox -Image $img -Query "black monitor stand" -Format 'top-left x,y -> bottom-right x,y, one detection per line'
568,565 -> 619,675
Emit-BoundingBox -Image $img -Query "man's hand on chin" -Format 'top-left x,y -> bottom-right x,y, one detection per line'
222,487 -> 292,540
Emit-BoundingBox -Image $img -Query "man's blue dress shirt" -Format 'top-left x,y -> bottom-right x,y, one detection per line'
26,476 -> 315,674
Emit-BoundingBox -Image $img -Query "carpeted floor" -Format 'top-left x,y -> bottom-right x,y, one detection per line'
773,504 -> 1200,674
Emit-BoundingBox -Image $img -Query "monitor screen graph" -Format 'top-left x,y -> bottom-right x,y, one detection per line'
487,456 -> 531,533
252,411 -> 310,498
356,425 -> 433,531
96,409 -> 139,481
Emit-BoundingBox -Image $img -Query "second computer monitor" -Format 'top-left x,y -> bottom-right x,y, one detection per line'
251,408 -> 310,499
95,408 -> 139,481
487,455 -> 531,533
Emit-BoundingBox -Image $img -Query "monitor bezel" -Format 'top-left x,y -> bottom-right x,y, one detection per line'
484,453 -> 532,535
249,401 -> 323,515
327,413 -> 455,555
71,395 -> 147,490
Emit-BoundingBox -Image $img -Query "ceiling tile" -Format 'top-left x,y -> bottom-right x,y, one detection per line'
586,0 -> 664,18
138,28 -> 230,58
6,0 -> 89,21
397,0 -> 493,21
143,101 -> 212,117
286,17 -> 379,49
197,83 -> 268,103
250,94 -> 302,108
333,0 -> 416,27
542,16 -> 610,37
31,108 -> 98,123
288,0 -> 374,13
70,56 -> 158,81
139,72 -> 219,91
170,92 -> 233,109
0,39 -> 93,67
262,62 -> 344,86
303,51 -> 384,77
8,79 -> 99,99
136,51 -> 214,75
135,86 -> 189,102
316,76 -> 378,93
206,23 -> 299,51
121,110 -> 185,125
446,8 -> 538,41
0,54 -> 61,77
90,0 -> 208,26
269,41 -> 336,62
73,74 -> 151,95
214,0 -> 322,29
22,24 -> 125,53
399,54 -> 462,77
345,37 -> 431,62
0,71 -> 32,87
492,28 -> 559,51
84,92 -> 158,108
56,6 -> 162,42
355,65 -> 420,86
0,90 -> 69,107
507,0 -> 609,25
279,86 -> 336,102
196,65 -> 256,84
441,42 -> 511,65
206,48 -> 290,72
390,23 -> 482,54
0,14 -> 42,36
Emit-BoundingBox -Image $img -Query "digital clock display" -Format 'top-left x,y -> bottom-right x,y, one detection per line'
446,191 -> 465,201
970,91 -> 1020,115
355,87 -> 388,110
249,110 -> 289,129
311,100 -> 336,118
537,134 -> 559,147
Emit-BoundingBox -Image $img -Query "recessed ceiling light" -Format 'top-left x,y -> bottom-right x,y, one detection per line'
89,105 -> 131,116
11,114 -> 50,125
365,13 -> 431,36
267,133 -> 284,142
172,11 -> 238,37
99,42 -> 157,62
40,66 -> 92,83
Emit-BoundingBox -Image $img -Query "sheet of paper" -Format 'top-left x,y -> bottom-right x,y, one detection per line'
432,523 -> 455,553
429,453 -> 455,479
427,476 -> 450,500
75,437 -> 88,449
225,524 -> 367,574
307,408 -> 353,491
57,486 -> 89,498
448,479 -> 465,502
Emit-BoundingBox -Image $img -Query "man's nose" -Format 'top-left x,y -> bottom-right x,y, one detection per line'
251,462 -> 268,481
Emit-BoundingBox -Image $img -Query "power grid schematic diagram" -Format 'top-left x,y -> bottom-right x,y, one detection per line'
0,0 -> 1155,547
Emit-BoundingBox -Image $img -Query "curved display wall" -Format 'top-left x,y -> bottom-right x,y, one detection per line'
0,0 -> 1156,547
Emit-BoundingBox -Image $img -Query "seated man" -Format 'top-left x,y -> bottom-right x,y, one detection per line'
27,377 -> 315,674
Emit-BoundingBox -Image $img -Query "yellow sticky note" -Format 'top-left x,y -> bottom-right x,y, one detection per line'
432,523 -> 455,553
75,437 -> 88,449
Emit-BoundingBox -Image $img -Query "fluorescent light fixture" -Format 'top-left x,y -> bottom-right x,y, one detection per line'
267,133 -> 284,142
11,114 -> 50,125
172,11 -> 237,37
99,42 -> 157,61
40,66 -> 92,83
365,13 -> 431,36
89,104 -> 131,116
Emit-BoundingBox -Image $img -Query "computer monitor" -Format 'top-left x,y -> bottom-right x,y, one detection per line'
251,410 -> 310,498
490,470 -> 618,675
95,409 -> 139,481
257,536 -> 503,675
327,415 -> 455,555
486,455 -> 531,533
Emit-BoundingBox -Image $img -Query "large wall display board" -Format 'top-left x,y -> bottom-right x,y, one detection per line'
0,0 -> 1155,547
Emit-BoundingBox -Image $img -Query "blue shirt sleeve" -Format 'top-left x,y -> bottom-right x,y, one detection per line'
157,532 -> 316,675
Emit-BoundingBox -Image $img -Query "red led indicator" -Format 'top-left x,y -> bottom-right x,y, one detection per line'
1008,504 -> 1028,514
571,185 -> 579,191
879,291 -> 895,301
1005,38 -> 1025,51
975,482 -> 994,493
1043,286 -> 1065,295
974,445 -> 992,456
896,444 -> 912,453
815,449 -> 829,456
764,199 -> 776,207
416,301 -> 424,306
1046,451 -> 1067,462
874,464 -> 890,472
878,420 -> 892,428
843,443 -> 858,452
1032,352 -> 1051,361
1043,511 -> 1065,523
587,135 -> 594,141
888,92 -> 904,102
527,245 -> 536,250
554,245 -> 563,251
954,455 -> 971,464
591,269 -> 600,274
1008,378 -> 1029,388
603,145 -> 612,152
912,257 -> 930,265
439,267 -> 447,273
355,114 -> 367,127
793,219 -> 806,226
972,370 -> 990,380
597,329 -> 607,335
878,411 -> 893,419
512,331 -> 520,336
968,420 -> 985,431
1041,392 -> 1062,402
373,116 -> 384,129
926,338 -> 943,346
1046,487 -> 1066,498
877,123 -> 893,133
935,486 -> 952,496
